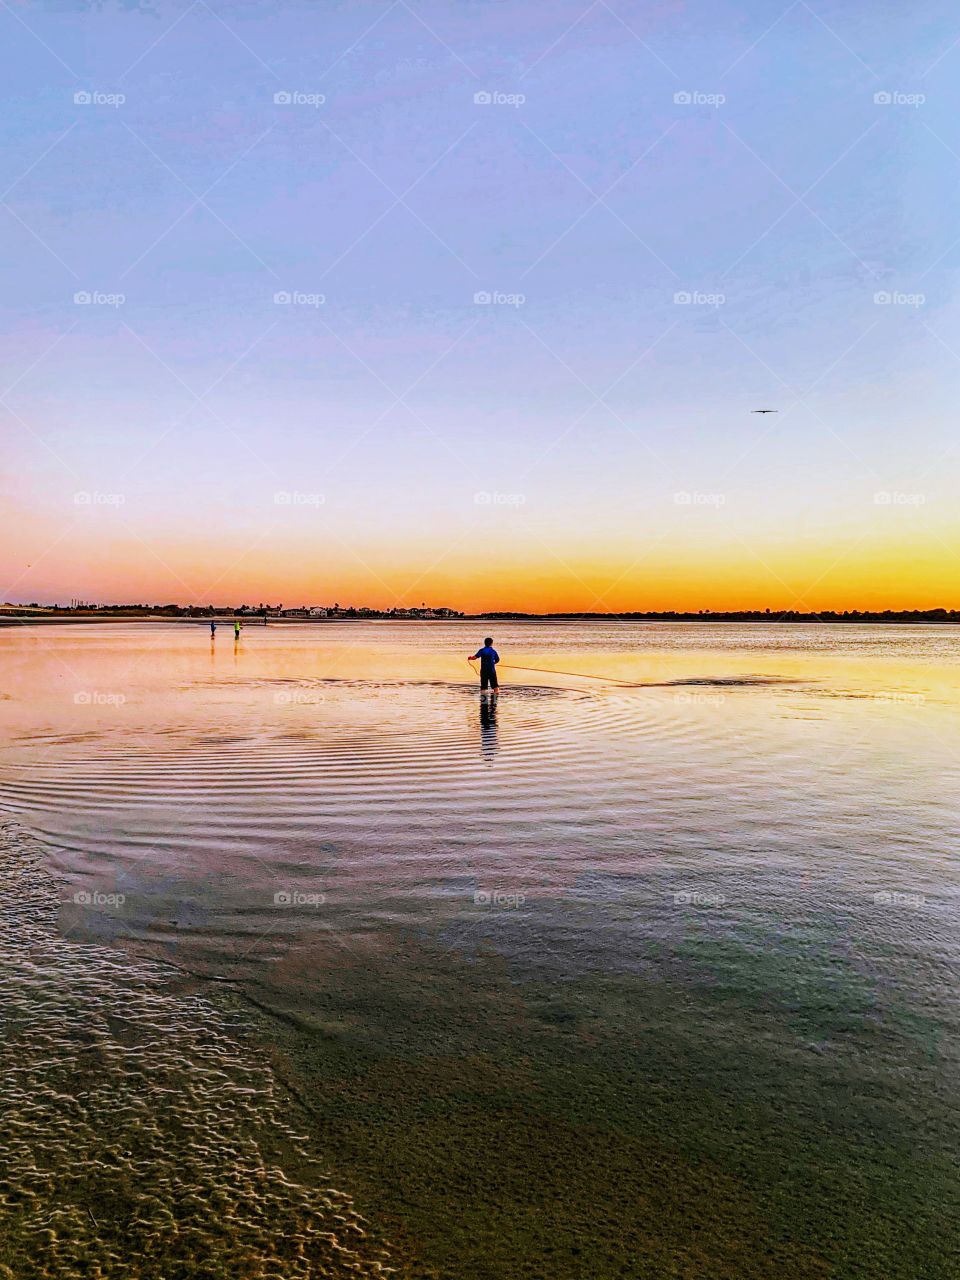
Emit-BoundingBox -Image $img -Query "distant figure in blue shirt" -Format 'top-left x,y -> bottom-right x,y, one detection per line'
469,637 -> 500,691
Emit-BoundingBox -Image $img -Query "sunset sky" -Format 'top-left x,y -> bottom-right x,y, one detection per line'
2,0 -> 959,612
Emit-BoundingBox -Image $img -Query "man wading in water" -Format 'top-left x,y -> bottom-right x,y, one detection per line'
469,637 -> 500,692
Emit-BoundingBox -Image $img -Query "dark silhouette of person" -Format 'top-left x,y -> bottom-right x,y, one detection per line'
469,637 -> 500,691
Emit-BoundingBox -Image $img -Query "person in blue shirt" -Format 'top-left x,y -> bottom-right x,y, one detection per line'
469,637 -> 500,691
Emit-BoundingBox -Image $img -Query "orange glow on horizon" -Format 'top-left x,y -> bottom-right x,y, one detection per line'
6,517 -> 959,614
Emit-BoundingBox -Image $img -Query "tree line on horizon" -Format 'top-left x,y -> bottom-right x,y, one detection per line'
1,603 -> 959,623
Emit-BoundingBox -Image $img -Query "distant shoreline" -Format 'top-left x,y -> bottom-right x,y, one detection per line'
1,610 -> 959,627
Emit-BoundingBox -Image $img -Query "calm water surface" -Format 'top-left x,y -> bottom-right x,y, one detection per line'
1,621 -> 958,1277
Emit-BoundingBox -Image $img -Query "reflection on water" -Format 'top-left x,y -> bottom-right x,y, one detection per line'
479,691 -> 499,764
1,621 -> 959,1277
2,621 -> 955,963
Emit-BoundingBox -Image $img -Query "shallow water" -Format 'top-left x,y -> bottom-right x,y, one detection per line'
1,621 -> 959,1277
0,823 -> 390,1279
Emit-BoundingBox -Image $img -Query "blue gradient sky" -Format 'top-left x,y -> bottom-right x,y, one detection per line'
2,0 -> 959,610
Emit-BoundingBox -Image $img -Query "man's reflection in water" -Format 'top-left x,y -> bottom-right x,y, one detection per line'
479,691 -> 499,764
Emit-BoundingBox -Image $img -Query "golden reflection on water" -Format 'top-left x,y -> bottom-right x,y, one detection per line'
1,618 -> 958,733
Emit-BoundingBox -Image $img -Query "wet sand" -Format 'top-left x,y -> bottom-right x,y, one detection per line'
0,825 -> 393,1279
